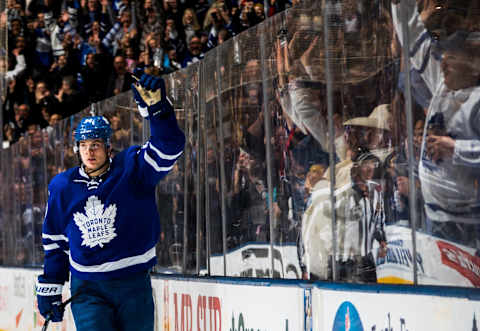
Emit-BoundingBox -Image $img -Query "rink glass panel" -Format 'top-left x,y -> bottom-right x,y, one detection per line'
219,25 -> 277,278
30,131 -> 47,266
15,138 -> 34,266
176,64 -> 200,275
0,138 -> 3,264
324,0 -> 411,284
202,47 -> 225,275
155,68 -> 190,274
216,37 -> 240,276
3,148 -> 16,265
270,8 -> 334,280
2,146 -> 11,265
4,143 -> 19,266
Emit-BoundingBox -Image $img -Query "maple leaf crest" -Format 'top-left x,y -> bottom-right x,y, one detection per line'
73,195 -> 117,248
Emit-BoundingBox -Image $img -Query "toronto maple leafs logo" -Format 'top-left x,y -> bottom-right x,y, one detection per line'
73,196 -> 117,248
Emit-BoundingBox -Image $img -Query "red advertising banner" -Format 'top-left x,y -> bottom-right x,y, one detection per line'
437,241 -> 480,287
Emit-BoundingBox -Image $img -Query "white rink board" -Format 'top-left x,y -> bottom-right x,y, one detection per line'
154,278 -> 304,331
314,287 -> 480,331
0,268 -> 303,331
0,268 -> 75,331
1,267 -> 479,331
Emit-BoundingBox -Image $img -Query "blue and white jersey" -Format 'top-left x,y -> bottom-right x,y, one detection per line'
41,112 -> 185,282
392,1 -> 480,224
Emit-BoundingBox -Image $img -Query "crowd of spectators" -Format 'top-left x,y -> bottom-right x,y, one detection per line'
1,0 -> 293,148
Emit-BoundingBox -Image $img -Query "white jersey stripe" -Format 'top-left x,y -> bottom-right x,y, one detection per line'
144,152 -> 175,172
42,233 -> 69,242
147,142 -> 183,160
137,105 -> 148,117
43,243 -> 60,251
69,247 -> 156,273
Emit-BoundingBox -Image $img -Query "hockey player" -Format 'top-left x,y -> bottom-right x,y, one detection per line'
35,72 -> 185,330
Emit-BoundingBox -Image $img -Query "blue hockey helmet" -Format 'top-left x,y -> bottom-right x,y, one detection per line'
74,116 -> 112,145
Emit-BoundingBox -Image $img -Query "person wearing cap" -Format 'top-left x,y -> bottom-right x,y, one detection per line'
392,0 -> 480,247
35,72 -> 185,330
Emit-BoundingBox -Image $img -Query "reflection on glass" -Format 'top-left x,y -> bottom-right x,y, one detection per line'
1,0 -> 479,288
284,0 -> 407,284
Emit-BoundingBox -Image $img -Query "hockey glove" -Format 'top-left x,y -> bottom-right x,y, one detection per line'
131,70 -> 173,119
36,275 -> 64,322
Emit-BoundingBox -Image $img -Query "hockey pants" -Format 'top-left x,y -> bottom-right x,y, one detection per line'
70,271 -> 154,331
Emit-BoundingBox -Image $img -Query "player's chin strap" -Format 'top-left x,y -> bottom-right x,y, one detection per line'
84,156 -> 111,177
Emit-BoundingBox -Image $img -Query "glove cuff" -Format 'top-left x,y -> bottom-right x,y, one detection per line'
137,104 -> 149,118
36,282 -> 63,296
149,96 -> 174,118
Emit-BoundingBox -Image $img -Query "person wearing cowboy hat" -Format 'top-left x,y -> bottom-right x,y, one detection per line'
343,104 -> 393,163
320,103 -> 393,192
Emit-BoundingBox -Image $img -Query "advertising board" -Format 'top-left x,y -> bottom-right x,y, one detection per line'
1,267 -> 478,331
156,278 -> 304,331
315,287 -> 480,331
0,268 -> 74,331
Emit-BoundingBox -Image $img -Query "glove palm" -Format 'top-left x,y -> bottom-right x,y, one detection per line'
131,71 -> 172,118
38,296 -> 64,322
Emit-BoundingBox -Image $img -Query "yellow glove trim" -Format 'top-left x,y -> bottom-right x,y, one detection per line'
132,82 -> 162,107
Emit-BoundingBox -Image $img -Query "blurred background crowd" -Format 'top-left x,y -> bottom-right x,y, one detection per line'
1,0 -> 293,147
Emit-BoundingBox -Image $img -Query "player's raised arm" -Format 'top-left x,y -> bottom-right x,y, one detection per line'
131,71 -> 186,186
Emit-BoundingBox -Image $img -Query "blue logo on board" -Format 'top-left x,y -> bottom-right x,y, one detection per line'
332,301 -> 364,331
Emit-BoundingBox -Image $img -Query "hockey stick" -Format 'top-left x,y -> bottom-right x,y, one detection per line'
41,291 -> 81,331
